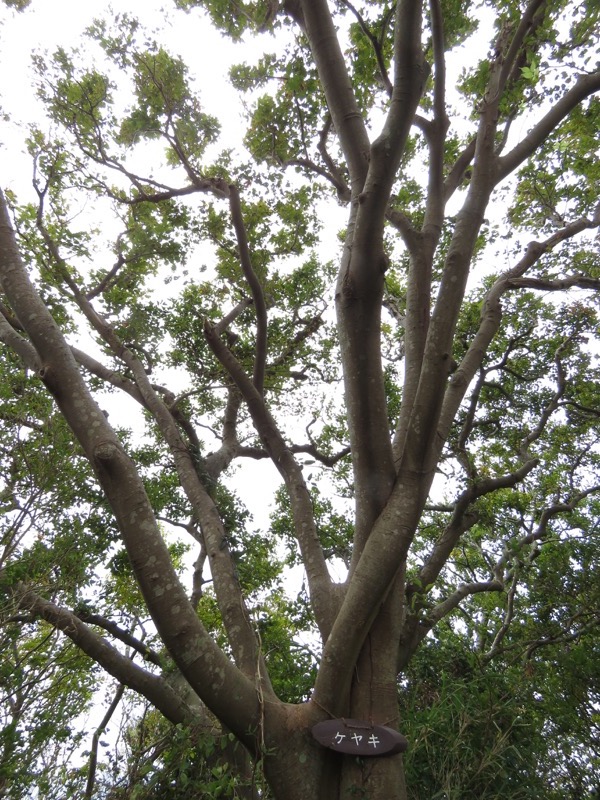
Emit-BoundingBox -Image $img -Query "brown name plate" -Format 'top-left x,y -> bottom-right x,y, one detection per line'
312,719 -> 408,757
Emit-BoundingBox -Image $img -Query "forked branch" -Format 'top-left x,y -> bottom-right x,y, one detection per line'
17,589 -> 195,725
204,321 -> 336,639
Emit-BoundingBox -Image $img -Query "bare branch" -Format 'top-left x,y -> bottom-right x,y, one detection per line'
484,571 -> 518,660
85,682 -> 126,800
340,0 -> 393,95
75,611 -> 163,666
228,185 -> 268,396
204,321 -> 336,639
438,208 -> 600,447
299,0 -> 370,190
17,589 -> 195,725
0,308 -> 41,371
497,70 -> 600,182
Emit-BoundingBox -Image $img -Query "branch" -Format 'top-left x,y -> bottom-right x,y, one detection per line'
339,3 -> 428,556
227,442 -> 351,467
438,208 -> 600,447
75,611 -> 163,666
507,275 -> 600,292
497,0 -> 546,96
519,337 -> 571,459
421,0 -> 449,248
73,345 -> 204,460
71,346 -> 146,404
483,571 -> 518,660
85,238 -> 128,300
313,462 -> 433,711
267,314 -> 323,374
204,321 -> 336,639
524,612 -> 600,660
299,0 -> 370,190
109,179 -> 229,205
395,49 -> 505,474
291,442 -> 351,467
66,119 -> 230,204
17,589 -> 195,725
428,0 -> 446,125
79,309 -> 271,689
414,457 -> 538,597
357,0 -> 428,254
204,387 -> 243,480
316,115 -> 351,202
191,542 -> 209,610
385,206 -> 418,244
85,682 -> 126,800
0,309 -> 41,371
455,367 -> 486,479
340,0 -> 393,95
497,70 -> 600,182
228,185 -> 268,396
493,487 -> 600,580
443,137 -> 476,203
212,296 -> 252,337
30,208 -> 264,681
399,578 -> 505,669
428,579 -> 504,627
283,156 -> 350,200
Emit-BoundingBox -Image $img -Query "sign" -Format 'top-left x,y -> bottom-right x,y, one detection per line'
312,718 -> 408,757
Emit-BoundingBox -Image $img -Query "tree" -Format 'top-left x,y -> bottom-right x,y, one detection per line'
1,0 -> 600,797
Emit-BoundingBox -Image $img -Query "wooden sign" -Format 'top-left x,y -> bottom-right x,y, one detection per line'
312,718 -> 408,757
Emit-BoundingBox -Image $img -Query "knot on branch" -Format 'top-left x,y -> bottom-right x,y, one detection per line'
37,364 -> 64,396
94,441 -> 119,462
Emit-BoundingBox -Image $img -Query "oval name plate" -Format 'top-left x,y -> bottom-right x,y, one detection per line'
312,718 -> 408,757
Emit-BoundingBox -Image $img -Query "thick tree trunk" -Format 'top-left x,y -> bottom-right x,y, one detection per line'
269,753 -> 407,800
263,699 -> 408,800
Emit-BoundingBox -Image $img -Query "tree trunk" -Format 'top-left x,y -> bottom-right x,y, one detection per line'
262,694 -> 408,800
